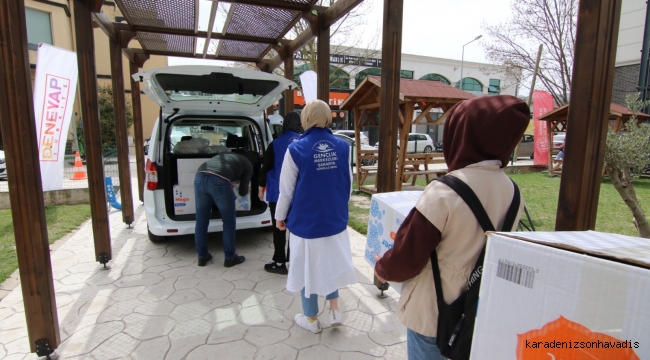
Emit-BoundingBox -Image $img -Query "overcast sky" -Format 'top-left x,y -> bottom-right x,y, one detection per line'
169,0 -> 514,66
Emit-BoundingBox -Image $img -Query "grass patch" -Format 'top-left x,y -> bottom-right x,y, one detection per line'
0,204 -> 92,283
349,192 -> 372,234
349,172 -> 650,237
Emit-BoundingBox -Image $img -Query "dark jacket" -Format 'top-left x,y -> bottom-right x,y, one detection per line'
197,152 -> 253,196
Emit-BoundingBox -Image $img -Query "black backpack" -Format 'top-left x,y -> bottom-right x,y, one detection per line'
431,175 -> 520,360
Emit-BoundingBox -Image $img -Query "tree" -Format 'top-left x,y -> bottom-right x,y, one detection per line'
482,0 -> 577,105
604,93 -> 650,238
76,85 -> 134,156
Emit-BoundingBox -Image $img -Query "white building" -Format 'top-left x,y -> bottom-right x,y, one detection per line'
613,0 -> 646,105
291,46 -> 520,142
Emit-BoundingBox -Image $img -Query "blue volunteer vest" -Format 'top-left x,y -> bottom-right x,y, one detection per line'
286,127 -> 351,238
266,130 -> 300,202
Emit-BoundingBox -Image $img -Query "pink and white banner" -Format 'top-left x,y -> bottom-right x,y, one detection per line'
32,44 -> 78,191
533,91 -> 554,166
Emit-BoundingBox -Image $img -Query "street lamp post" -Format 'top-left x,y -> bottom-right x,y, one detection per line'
459,35 -> 482,91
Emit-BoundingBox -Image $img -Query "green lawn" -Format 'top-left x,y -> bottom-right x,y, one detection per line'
350,172 -> 650,237
0,204 -> 92,283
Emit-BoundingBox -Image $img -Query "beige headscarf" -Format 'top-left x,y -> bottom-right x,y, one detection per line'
301,99 -> 332,130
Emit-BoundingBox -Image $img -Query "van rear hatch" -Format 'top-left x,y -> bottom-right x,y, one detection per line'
133,65 -> 297,115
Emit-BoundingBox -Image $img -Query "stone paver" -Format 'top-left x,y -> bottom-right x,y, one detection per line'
0,180 -> 407,359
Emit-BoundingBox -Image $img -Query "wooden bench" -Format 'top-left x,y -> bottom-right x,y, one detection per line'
356,150 -> 447,191
401,153 -> 446,185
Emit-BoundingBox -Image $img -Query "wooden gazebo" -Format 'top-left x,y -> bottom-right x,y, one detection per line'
340,75 -> 474,193
539,103 -> 650,175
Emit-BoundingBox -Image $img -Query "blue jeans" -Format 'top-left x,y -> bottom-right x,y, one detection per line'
194,173 -> 237,260
407,328 -> 447,360
301,288 -> 339,317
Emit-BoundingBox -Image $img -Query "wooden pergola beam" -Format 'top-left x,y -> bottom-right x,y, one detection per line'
317,15 -> 330,103
112,23 -> 277,44
267,0 -> 365,71
556,0 -> 623,231
74,0 -> 112,265
109,36 -> 134,226
284,47 -> 295,112
224,0 -> 314,11
129,60 -> 146,202
91,11 -> 117,43
0,0 -> 60,355
377,0 -> 404,193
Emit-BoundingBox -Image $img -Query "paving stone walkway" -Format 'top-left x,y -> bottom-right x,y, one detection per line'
0,202 -> 406,359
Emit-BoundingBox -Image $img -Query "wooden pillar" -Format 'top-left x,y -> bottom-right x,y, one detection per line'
129,61 -> 145,202
317,16 -> 330,104
74,0 -> 112,264
377,0 -> 404,193
354,107 -> 362,190
284,49 -> 294,112
109,38 -> 134,226
0,0 -> 59,355
556,0 -> 623,231
396,102 -> 414,191
547,121 -> 554,176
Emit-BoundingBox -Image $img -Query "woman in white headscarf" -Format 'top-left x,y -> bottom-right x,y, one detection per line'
275,100 -> 357,333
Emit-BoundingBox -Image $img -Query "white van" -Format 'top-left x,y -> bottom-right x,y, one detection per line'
135,66 -> 297,242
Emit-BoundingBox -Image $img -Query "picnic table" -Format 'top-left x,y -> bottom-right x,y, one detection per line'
356,150 -> 447,194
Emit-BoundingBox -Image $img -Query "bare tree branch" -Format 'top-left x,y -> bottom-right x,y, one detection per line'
482,0 -> 577,105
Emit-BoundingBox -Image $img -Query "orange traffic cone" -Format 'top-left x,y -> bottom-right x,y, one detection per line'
70,151 -> 87,180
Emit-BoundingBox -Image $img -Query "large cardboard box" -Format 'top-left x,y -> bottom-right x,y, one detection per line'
231,181 -> 251,211
172,182 -> 251,215
173,185 -> 195,215
365,191 -> 422,294
177,158 -> 209,186
471,231 -> 650,360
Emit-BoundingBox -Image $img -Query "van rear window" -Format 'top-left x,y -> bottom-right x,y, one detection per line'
155,72 -> 279,105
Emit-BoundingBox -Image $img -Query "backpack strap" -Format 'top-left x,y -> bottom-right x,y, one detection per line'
430,175 -> 521,304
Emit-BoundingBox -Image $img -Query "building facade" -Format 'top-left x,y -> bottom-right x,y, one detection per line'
290,46 -> 519,143
613,0 -> 646,105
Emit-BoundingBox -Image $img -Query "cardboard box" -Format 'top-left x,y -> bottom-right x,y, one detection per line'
173,182 -> 251,215
471,231 -> 650,359
365,191 -> 422,294
232,181 -> 251,211
173,185 -> 195,215
177,159 -> 209,186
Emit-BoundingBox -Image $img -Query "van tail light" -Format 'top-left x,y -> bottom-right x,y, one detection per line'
145,159 -> 159,190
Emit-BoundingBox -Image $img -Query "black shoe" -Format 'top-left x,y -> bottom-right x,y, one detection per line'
264,261 -> 288,275
224,254 -> 246,268
198,253 -> 213,267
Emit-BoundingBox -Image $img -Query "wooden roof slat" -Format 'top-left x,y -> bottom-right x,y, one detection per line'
223,0 -> 315,12
112,23 -> 277,44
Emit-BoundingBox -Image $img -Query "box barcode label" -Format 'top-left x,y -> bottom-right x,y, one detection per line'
496,259 -> 536,289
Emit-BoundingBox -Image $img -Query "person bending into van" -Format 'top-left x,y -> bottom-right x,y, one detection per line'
373,95 -> 528,360
194,149 -> 256,267
258,111 -> 303,274
275,100 -> 357,333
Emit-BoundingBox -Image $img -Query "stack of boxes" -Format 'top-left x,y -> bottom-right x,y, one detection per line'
173,159 -> 251,215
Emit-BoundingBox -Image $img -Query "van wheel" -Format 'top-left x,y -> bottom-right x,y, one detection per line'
147,227 -> 166,243
530,153 -> 534,160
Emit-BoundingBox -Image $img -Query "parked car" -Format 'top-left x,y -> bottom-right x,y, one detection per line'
376,133 -> 435,153
135,65 -> 296,243
0,150 -> 6,180
518,134 -> 535,159
332,133 -> 377,166
553,133 -> 566,151
334,130 -> 370,145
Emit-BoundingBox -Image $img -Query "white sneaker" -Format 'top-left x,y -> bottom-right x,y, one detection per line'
329,309 -> 342,327
294,314 -> 322,333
